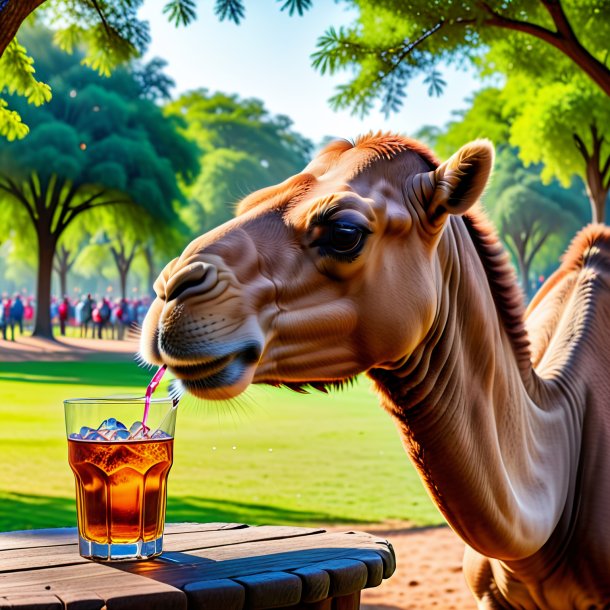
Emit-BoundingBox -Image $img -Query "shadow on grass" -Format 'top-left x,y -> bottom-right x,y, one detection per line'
0,361 -> 151,387
0,491 -> 367,533
166,495 -> 369,527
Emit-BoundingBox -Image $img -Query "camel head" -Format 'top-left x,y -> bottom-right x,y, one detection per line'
140,133 -> 493,399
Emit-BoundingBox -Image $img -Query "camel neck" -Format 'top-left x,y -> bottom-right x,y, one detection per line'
368,216 -> 579,561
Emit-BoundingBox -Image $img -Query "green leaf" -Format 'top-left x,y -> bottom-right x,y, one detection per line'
277,0 -> 313,17
53,26 -> 82,54
0,99 -> 30,141
214,0 -> 246,24
162,0 -> 197,27
423,69 -> 446,97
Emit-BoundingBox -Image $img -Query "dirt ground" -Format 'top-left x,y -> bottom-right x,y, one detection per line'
1,335 -> 477,609
358,523 -> 476,610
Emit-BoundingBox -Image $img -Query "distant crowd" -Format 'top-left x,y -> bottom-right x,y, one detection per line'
0,293 -> 152,341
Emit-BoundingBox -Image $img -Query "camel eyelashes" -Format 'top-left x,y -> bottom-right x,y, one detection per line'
309,220 -> 371,262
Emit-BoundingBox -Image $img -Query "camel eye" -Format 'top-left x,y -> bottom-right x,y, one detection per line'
330,222 -> 365,253
310,220 -> 371,262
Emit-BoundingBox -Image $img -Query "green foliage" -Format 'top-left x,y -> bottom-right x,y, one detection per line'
0,38 -> 51,140
434,88 -> 510,158
310,0 -> 610,115
166,89 -> 312,232
504,72 -> 610,191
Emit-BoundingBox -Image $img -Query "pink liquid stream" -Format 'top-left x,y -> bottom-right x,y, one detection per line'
142,364 -> 168,428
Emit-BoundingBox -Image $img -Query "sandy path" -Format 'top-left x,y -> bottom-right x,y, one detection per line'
358,523 -> 476,609
0,335 -> 138,362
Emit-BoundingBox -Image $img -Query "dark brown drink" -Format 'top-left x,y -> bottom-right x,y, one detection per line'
68,438 -> 173,545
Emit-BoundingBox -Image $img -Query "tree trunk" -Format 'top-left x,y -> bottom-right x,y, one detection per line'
33,233 -> 56,339
516,248 -> 530,299
0,0 -> 47,57
143,245 -> 157,298
586,182 -> 609,225
119,267 -> 127,300
584,155 -> 609,224
574,125 -> 610,224
58,267 -> 67,298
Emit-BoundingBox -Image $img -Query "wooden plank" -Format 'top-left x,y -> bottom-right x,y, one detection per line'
233,571 -> 302,609
105,588 -> 186,610
313,560 -> 367,598
290,566 -> 330,603
0,526 -> 325,573
56,591 -> 105,610
376,540 -> 396,578
183,578 -> 245,610
0,595 -> 62,610
0,562 -> 187,608
0,523 -> 247,552
347,551 -> 383,588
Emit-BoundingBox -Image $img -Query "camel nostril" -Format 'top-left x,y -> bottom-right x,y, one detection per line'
166,262 -> 213,302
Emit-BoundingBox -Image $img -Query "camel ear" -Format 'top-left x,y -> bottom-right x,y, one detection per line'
409,140 -> 494,227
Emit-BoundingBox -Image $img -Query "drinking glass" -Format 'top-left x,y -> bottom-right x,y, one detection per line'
64,397 -> 177,560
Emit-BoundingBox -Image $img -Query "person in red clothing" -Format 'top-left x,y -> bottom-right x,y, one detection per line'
58,295 -> 70,336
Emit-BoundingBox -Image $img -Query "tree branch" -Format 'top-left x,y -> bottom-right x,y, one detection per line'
0,176 -> 38,227
53,181 -> 81,235
0,0 -> 47,58
539,0 -> 577,40
479,1 -> 561,46
59,190 -> 111,228
480,0 -> 610,96
573,133 -> 590,163
601,154 -> 610,190
526,229 -> 551,267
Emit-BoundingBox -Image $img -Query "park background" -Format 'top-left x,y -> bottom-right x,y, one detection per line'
0,2 -> 608,605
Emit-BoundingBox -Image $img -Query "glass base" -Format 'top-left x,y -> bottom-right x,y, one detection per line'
79,534 -> 163,561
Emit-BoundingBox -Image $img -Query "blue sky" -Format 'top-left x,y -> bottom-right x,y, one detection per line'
140,1 -> 481,146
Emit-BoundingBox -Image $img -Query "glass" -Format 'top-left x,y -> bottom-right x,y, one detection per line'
64,397 -> 177,561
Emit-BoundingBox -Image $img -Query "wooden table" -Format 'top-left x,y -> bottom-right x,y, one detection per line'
0,523 -> 396,609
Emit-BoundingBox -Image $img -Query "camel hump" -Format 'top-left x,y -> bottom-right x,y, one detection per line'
561,224 -> 610,273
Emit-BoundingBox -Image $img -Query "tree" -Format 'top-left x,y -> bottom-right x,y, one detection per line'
502,70 -> 610,224
0,26 -> 199,338
166,90 -> 313,232
493,184 -> 580,297
310,1 -> 610,116
480,147 -> 589,294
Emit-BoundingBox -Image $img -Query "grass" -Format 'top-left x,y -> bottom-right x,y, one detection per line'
0,360 -> 442,532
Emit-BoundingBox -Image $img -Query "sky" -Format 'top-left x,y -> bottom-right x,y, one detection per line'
139,1 -> 482,145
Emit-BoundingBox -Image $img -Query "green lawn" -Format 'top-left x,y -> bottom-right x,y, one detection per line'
0,360 -> 442,531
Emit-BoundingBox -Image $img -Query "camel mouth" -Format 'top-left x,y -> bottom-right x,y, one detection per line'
166,342 -> 262,399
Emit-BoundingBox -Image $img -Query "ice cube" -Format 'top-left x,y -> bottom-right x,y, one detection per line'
99,417 -> 126,431
112,428 -> 131,441
80,426 -> 95,437
69,433 -> 82,440
150,429 -> 171,440
129,421 -> 150,440
85,431 -> 107,441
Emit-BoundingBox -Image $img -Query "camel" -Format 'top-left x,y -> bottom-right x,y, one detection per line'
140,133 -> 610,608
